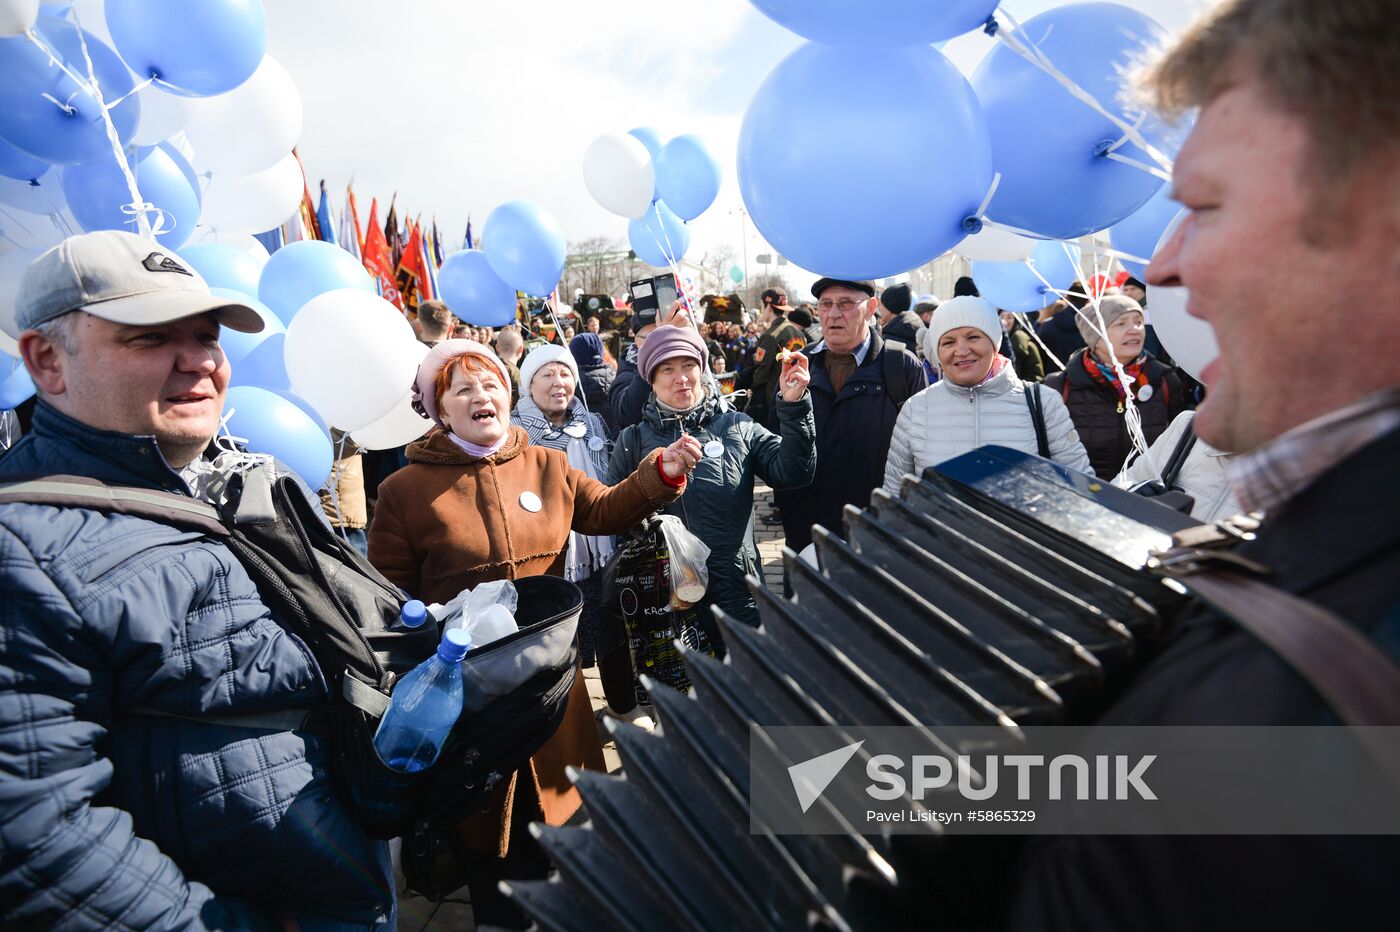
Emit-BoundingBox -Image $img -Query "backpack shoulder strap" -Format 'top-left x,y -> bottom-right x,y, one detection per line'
0,474 -> 228,537
1023,384 -> 1051,459
882,343 -> 910,411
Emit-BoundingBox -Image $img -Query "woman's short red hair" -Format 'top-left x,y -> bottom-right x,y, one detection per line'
434,353 -> 505,410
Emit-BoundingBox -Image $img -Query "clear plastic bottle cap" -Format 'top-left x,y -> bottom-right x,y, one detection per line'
400,599 -> 428,629
437,628 -> 472,663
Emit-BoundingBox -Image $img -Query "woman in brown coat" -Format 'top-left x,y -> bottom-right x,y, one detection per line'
368,338 -> 700,926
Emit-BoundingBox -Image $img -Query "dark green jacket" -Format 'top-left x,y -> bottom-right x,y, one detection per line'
606,390 -> 815,628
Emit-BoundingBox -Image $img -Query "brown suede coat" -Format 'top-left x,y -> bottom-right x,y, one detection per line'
368,425 -> 680,857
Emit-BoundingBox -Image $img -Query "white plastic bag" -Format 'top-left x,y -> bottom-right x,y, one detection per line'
431,579 -> 519,647
656,514 -> 710,609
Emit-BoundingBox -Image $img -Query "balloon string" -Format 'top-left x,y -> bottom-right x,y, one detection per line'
102,74 -> 157,110
1040,241 -> 1155,480
1103,151 -> 1173,182
23,29 -> 95,93
963,171 -> 1003,232
66,7 -> 155,240
648,202 -> 723,404
989,8 -> 1175,176
1014,311 -> 1065,372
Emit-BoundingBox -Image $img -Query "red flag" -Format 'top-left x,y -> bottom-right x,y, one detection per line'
396,221 -> 431,311
362,198 -> 403,310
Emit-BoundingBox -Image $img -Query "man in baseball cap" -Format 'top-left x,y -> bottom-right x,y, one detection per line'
12,230 -> 262,471
0,234 -> 400,924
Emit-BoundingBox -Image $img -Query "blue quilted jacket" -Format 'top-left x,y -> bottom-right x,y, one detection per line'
0,402 -> 393,930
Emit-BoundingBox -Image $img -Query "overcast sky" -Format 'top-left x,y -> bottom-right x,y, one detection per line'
268,0 -> 1201,289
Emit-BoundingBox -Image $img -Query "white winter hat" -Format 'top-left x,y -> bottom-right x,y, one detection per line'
924,295 -> 1002,361
519,343 -> 578,394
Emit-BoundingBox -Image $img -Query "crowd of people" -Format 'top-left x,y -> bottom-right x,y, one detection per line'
1,0 -> 1397,927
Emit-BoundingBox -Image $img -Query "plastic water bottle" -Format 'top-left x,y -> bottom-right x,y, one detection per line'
373,629 -> 472,773
394,599 -> 428,631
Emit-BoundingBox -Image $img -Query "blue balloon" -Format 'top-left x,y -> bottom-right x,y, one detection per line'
0,136 -> 49,182
61,143 -> 202,249
209,287 -> 283,366
229,332 -> 290,391
223,386 -> 333,489
105,0 -> 268,97
627,126 -> 663,203
1108,182 -> 1182,278
1,354 -> 36,411
739,41 -> 992,280
482,200 -> 566,297
439,249 -> 517,327
0,17 -> 140,165
972,2 -> 1168,240
178,242 -> 264,295
628,201 -> 689,268
750,0 -> 998,46
627,126 -> 663,161
972,239 -> 1082,312
655,134 -> 722,222
257,240 -> 375,325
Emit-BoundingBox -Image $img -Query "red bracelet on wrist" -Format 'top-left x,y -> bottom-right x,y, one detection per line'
657,456 -> 686,489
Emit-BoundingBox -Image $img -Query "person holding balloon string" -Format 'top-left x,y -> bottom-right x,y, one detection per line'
366,338 -> 701,925
1043,294 -> 1188,480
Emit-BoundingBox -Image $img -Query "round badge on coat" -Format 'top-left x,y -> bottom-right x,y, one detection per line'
1137,384 -> 1154,402
703,440 -> 724,458
519,491 -> 543,513
588,435 -> 606,452
563,422 -> 587,438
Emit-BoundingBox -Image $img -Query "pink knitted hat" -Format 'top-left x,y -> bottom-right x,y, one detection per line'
410,339 -> 512,427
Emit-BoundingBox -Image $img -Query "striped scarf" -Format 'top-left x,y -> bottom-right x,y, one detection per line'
512,395 -> 614,579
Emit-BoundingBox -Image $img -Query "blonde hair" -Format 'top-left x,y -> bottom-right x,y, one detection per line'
1137,0 -> 1400,186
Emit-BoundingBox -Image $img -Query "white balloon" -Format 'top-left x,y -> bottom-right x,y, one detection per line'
284,289 -> 423,432
0,248 -> 41,343
199,152 -> 303,234
954,224 -> 1037,262
1146,285 -> 1216,382
0,0 -> 39,37
185,56 -> 304,175
132,86 -> 200,147
582,132 -> 656,220
350,384 -> 433,451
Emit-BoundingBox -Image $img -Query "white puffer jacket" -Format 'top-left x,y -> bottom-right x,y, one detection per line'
1114,411 -> 1240,523
883,362 -> 1092,494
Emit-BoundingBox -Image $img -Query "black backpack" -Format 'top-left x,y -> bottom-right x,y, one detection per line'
0,464 -> 581,892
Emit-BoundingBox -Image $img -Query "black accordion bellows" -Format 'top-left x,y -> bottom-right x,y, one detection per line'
505,446 -> 1200,931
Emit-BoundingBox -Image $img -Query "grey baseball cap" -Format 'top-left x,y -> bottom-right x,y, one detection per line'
14,230 -> 264,334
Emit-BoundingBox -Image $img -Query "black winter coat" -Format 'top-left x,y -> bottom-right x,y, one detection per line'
578,365 -> 617,438
608,344 -> 650,432
881,311 -> 926,354
774,329 -> 928,554
1035,308 -> 1087,372
1044,349 -> 1186,479
1010,425 -> 1400,931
